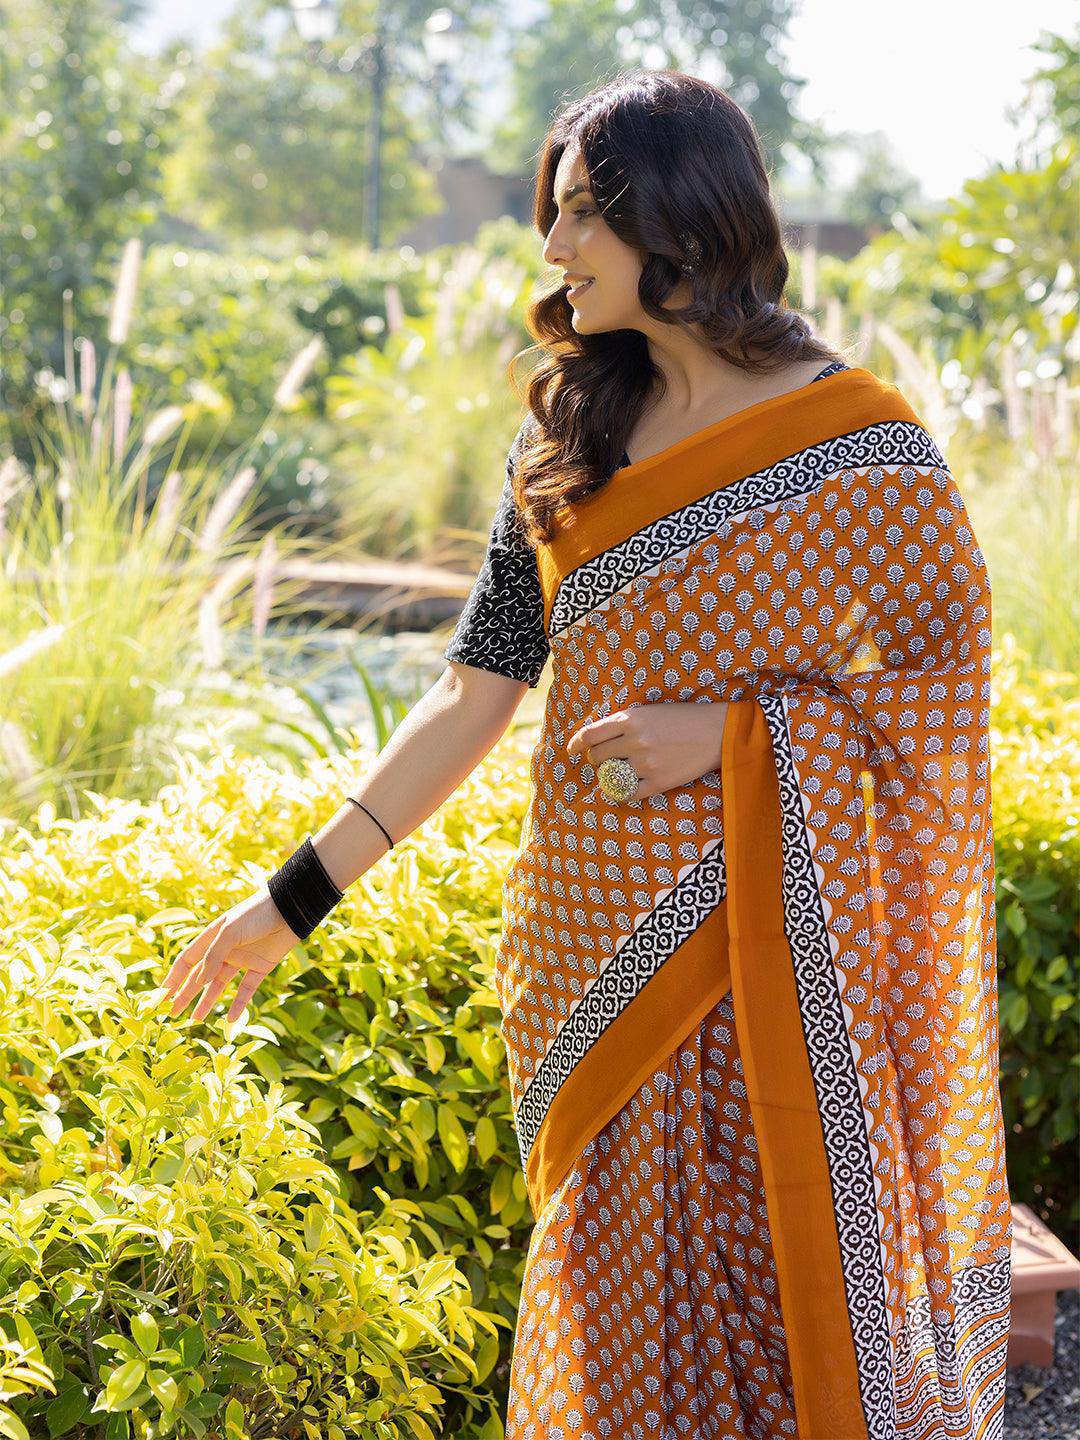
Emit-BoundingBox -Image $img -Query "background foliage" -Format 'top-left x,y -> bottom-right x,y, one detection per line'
2,2 -> 1078,1432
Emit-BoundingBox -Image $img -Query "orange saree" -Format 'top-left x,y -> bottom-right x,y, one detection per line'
493,365 -> 1012,1439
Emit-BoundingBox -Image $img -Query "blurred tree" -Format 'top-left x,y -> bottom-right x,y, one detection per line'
1007,24 -> 1079,166
0,0 -> 186,448
489,0 -> 835,183
163,0 -> 499,243
842,132 -> 922,236
827,25 -> 1078,378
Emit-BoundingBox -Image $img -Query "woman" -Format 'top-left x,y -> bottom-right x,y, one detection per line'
162,70 -> 1012,1440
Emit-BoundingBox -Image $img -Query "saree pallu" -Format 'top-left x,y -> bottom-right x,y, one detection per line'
496,366 -> 1012,1440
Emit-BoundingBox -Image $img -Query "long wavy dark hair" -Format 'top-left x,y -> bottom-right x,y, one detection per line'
507,69 -> 851,545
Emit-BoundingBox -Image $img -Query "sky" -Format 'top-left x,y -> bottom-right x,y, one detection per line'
130,0 -> 1075,203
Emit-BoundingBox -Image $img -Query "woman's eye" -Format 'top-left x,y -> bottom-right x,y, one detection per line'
574,207 -> 595,219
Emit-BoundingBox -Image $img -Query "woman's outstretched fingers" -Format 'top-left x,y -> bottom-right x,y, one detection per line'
187,923 -> 248,1021
158,889 -> 303,1026
162,914 -> 226,1010
225,964 -> 268,1025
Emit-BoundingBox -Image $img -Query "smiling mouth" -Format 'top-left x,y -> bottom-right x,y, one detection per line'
567,278 -> 595,300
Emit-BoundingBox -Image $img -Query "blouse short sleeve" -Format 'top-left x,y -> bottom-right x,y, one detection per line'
442,420 -> 550,688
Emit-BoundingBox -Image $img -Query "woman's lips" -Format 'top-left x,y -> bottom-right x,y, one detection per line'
567,278 -> 595,301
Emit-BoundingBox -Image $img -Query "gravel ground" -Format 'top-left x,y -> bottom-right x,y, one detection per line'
1005,1287 -> 1079,1438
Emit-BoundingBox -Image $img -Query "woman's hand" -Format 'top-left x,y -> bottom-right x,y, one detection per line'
566,701 -> 729,802
159,888 -> 300,1025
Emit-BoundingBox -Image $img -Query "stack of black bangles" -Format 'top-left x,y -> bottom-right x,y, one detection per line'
266,796 -> 394,941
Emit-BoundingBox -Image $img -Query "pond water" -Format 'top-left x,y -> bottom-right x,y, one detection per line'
225,620 -> 545,752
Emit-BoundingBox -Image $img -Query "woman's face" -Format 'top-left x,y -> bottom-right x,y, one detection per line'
542,143 -> 653,334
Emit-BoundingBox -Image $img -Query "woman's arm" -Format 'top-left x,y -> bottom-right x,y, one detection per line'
159,661 -> 532,1023
311,661 -> 531,890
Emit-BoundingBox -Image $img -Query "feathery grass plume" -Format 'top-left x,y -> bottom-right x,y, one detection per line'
0,719 -> 44,806
801,239 -> 818,311
1055,376 -> 1072,450
967,373 -> 993,430
62,286 -> 76,404
496,330 -> 518,368
875,320 -> 949,441
823,294 -> 843,348
132,405 -> 186,534
252,532 -> 278,640
1032,389 -> 1056,462
384,281 -> 405,334
151,471 -> 184,545
108,238 -> 143,346
0,624 -> 66,681
273,335 -> 325,409
141,404 -> 184,451
857,310 -> 875,363
0,456 -> 24,547
1000,343 -> 1025,441
432,258 -> 457,351
195,465 -> 257,557
79,336 -> 96,422
199,555 -> 254,670
113,366 -> 133,463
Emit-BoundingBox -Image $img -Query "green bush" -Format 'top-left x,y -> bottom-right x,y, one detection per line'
0,731 -> 537,1437
991,636 -> 1080,1243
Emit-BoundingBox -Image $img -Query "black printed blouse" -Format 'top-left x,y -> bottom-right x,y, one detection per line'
442,360 -> 850,689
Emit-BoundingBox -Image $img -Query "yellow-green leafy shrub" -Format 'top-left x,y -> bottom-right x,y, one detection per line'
990,636 -> 1079,1238
0,731 -> 538,1438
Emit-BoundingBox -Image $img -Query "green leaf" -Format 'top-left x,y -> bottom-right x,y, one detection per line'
105,1360 -> 146,1409
225,1397 -> 246,1439
220,1339 -> 271,1367
0,1408 -> 31,1440
474,1115 -> 497,1163
356,964 -> 384,1002
379,1232 -> 409,1268
147,1370 -> 178,1412
474,1332 -> 501,1383
130,1311 -> 159,1357
47,1385 -> 89,1438
13,1314 -> 43,1363
178,1324 -> 205,1368
490,1165 -> 512,1213
412,1099 -> 436,1141
437,1105 -> 469,1173
1045,955 -> 1068,983
304,1204 -> 325,1254
1007,992 -> 1030,1032
479,1410 -> 505,1440
1004,901 -> 1027,937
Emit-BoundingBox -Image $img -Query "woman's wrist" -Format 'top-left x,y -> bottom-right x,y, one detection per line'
309,794 -> 395,893
267,834 -> 343,941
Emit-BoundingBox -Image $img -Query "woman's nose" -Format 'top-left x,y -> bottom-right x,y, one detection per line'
542,220 -> 572,267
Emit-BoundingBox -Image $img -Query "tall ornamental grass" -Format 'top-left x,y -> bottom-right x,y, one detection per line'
0,242 -> 350,828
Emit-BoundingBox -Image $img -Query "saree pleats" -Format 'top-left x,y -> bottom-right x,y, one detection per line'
496,366 -> 1012,1439
507,986 -> 799,1440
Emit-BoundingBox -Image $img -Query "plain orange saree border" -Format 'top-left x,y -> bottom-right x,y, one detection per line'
722,696 -> 868,1439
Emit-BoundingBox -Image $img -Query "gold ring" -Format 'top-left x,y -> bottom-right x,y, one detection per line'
596,756 -> 639,803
